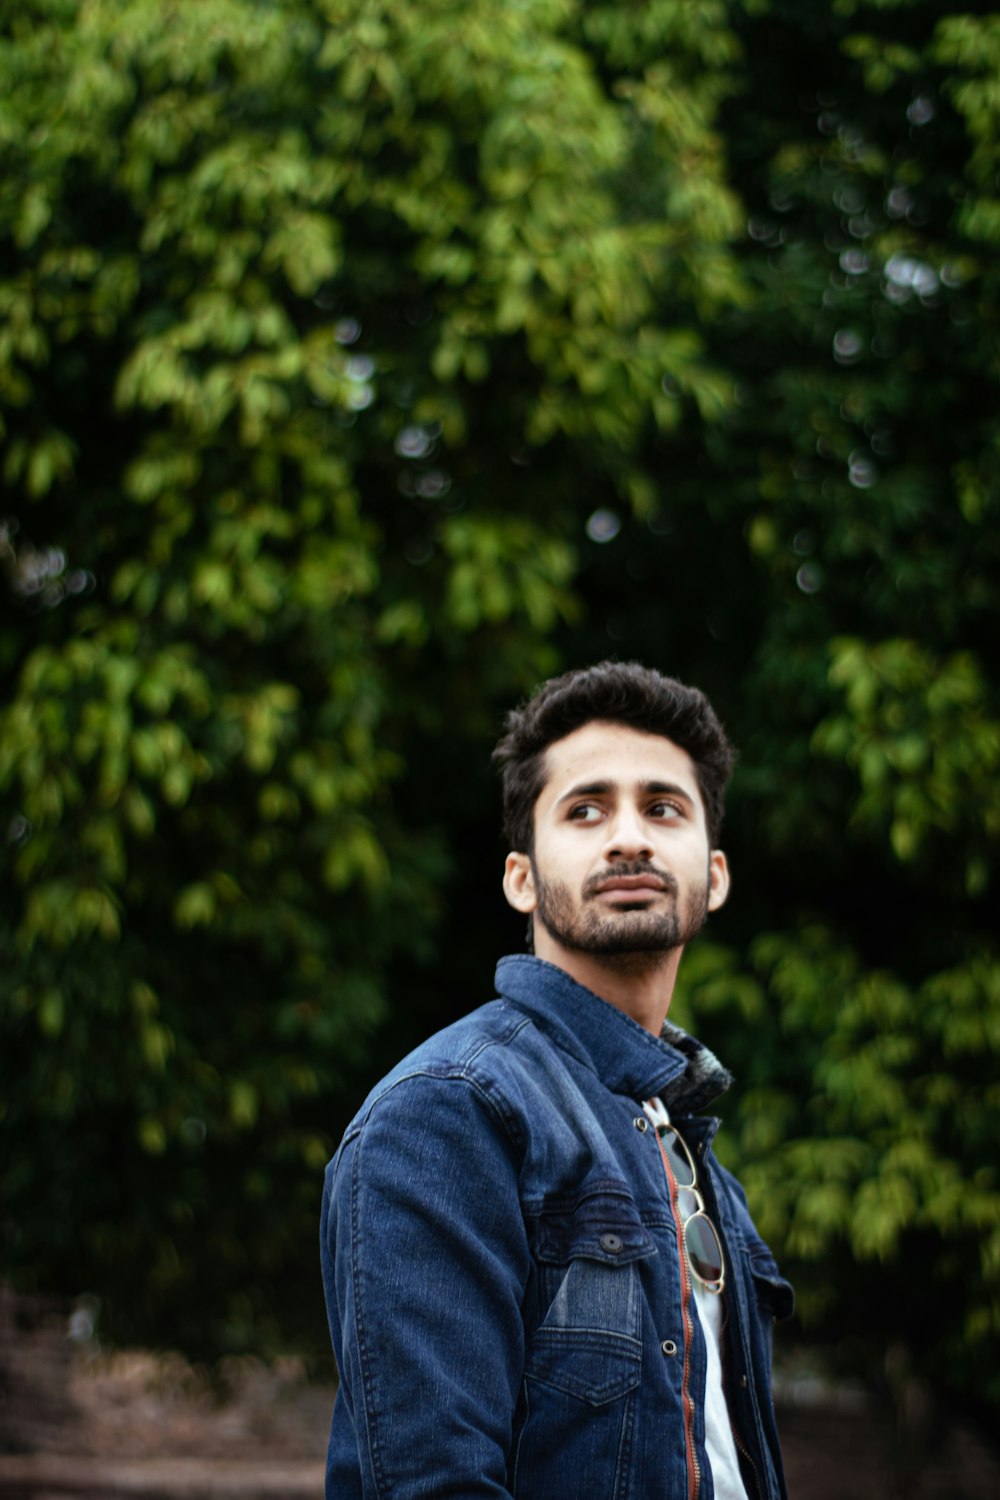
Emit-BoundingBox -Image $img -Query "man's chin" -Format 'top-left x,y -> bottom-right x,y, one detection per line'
572,915 -> 683,956
533,878 -> 707,959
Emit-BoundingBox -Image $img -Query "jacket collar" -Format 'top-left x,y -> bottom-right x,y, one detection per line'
494,954 -> 732,1112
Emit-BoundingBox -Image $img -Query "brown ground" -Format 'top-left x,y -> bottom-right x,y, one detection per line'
1,1297 -> 998,1499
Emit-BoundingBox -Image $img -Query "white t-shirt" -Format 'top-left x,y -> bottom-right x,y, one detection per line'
693,1276 -> 750,1500
644,1098 -> 749,1500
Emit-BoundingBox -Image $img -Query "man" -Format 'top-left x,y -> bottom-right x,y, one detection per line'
320,661 -> 793,1500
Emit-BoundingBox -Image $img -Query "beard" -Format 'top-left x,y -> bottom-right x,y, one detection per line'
532,859 -> 710,960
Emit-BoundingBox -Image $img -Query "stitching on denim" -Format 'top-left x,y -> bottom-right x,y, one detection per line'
612,1376 -> 636,1500
511,1378 -> 530,1495
358,1055 -> 528,1157
349,1132 -> 388,1499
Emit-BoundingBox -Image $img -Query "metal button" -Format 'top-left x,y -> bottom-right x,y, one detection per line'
633,1116 -> 649,1133
600,1232 -> 624,1254
661,1339 -> 678,1357
740,1374 -> 748,1389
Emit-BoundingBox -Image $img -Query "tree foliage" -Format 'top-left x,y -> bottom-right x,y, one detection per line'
0,0 -> 738,1354
569,0 -> 1000,1416
1,0 -> 998,1426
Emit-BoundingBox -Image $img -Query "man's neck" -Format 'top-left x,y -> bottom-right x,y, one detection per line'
531,932 -> 683,1036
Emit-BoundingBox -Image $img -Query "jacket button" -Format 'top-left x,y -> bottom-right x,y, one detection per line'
600,1232 -> 624,1253
634,1117 -> 649,1133
661,1340 -> 678,1357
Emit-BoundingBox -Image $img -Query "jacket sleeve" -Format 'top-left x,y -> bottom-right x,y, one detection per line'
321,1070 -> 531,1500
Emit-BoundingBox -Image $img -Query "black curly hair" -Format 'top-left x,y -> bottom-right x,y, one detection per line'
492,661 -> 735,853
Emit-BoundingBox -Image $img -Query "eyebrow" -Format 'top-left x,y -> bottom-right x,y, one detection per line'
555,779 -> 695,809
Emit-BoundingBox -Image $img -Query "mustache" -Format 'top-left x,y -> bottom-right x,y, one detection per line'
582,863 -> 678,898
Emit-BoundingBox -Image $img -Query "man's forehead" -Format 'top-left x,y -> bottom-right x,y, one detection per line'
538,720 -> 700,799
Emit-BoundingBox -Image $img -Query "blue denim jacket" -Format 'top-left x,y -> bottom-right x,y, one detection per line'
321,955 -> 793,1500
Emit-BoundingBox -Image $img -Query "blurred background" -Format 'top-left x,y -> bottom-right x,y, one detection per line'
1,0 -> 998,1494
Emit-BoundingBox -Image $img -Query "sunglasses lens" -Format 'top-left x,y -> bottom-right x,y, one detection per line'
684,1212 -> 725,1288
662,1129 -> 696,1186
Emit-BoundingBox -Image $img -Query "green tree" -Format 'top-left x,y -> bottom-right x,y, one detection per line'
3,0 -> 999,1438
0,0 -> 739,1354
565,0 -> 1000,1426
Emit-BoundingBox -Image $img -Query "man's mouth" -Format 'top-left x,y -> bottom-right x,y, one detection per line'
596,875 -> 667,893
589,871 -> 676,903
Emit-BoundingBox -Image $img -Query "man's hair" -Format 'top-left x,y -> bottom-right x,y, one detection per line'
492,661 -> 735,853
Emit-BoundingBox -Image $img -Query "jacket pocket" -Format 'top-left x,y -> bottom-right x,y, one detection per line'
526,1293 -> 642,1405
524,1184 -> 655,1405
514,1189 -> 653,1500
746,1240 -> 795,1323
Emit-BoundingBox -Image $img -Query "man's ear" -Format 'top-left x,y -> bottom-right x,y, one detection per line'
503,851 -> 537,914
707,850 -> 731,912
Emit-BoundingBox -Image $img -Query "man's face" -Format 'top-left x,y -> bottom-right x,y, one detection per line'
504,721 -> 729,960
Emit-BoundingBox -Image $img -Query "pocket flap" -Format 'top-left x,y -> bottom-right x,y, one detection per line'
747,1243 -> 795,1322
532,1185 -> 656,1266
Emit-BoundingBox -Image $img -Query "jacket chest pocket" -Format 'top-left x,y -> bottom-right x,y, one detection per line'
512,1190 -> 655,1500
525,1187 -> 656,1406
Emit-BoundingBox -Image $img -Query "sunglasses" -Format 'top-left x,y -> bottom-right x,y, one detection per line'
653,1121 -> 726,1295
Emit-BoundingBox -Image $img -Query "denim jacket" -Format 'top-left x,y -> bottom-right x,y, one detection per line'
320,955 -> 793,1500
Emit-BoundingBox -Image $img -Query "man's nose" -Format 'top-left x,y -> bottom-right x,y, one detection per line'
604,806 -> 653,861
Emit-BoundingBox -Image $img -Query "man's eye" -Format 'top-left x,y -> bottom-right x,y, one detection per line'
650,801 -> 682,819
569,803 -> 602,823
